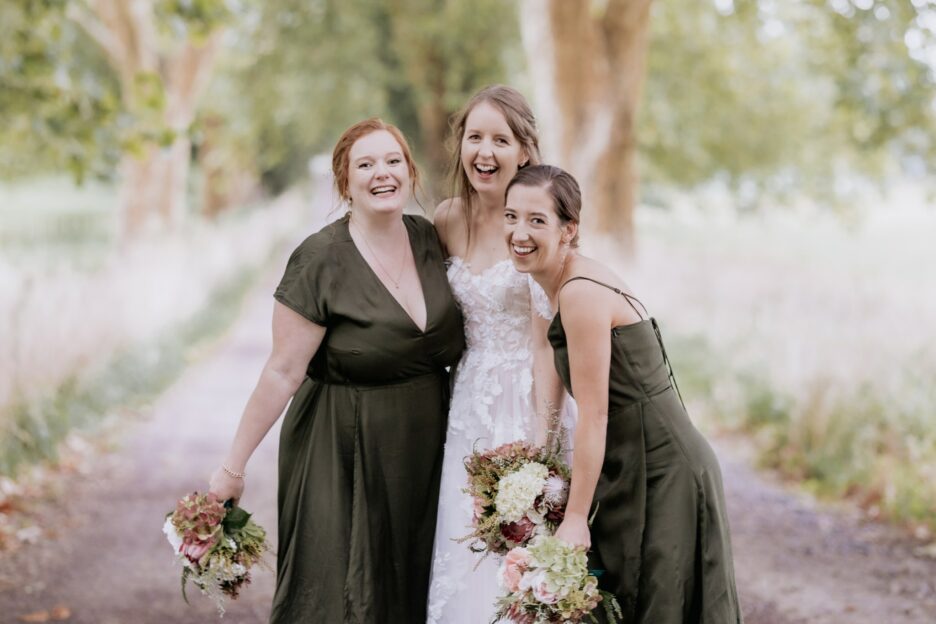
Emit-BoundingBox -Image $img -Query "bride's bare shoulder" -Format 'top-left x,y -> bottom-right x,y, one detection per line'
434,198 -> 468,257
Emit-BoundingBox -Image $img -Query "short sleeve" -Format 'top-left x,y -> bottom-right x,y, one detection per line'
528,275 -> 554,320
406,213 -> 445,258
273,235 -> 332,326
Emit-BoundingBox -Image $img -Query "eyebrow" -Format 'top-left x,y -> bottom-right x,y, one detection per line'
465,128 -> 510,138
504,207 -> 550,219
352,151 -> 403,163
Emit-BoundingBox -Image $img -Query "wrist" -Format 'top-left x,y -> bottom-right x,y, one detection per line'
221,464 -> 246,479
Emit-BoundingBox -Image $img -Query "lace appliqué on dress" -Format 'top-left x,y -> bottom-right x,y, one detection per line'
427,257 -> 540,624
528,274 -> 554,321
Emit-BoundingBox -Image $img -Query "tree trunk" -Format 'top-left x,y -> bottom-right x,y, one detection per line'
520,0 -> 653,255
70,0 -> 222,240
415,50 -> 452,202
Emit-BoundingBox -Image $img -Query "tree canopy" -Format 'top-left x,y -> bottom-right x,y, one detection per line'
3,0 -> 935,221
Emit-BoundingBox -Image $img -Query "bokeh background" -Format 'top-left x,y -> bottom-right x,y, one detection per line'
2,0 -> 936,620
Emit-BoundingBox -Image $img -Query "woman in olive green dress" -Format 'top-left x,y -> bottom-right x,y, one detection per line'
208,118 -> 465,622
504,165 -> 741,623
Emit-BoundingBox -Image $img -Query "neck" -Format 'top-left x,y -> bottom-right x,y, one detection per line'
534,248 -> 576,301
349,208 -> 405,242
472,189 -> 505,216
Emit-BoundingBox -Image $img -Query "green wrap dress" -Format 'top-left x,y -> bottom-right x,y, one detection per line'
270,213 -> 465,623
548,277 -> 742,624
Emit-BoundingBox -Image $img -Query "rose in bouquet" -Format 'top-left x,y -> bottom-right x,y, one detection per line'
493,535 -> 621,624
462,437 -> 570,556
163,492 -> 269,616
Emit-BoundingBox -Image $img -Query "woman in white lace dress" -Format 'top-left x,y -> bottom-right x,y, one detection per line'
427,85 -> 576,623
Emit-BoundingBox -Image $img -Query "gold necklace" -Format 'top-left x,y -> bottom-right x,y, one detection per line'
351,218 -> 408,289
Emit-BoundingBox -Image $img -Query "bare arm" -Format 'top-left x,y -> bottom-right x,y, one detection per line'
531,310 -> 564,446
209,301 -> 326,502
554,284 -> 613,549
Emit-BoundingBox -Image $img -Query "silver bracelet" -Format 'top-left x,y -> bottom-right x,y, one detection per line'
222,464 -> 246,479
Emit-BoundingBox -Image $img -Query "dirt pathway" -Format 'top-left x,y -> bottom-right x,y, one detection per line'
717,436 -> 936,624
0,273 -> 282,624
1,271 -> 935,623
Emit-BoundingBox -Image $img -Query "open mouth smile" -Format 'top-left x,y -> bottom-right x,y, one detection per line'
371,185 -> 397,196
474,163 -> 498,178
511,243 -> 536,257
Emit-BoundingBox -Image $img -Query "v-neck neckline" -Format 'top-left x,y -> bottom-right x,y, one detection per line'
344,214 -> 431,334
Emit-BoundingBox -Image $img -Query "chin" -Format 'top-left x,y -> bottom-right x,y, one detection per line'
509,256 -> 534,273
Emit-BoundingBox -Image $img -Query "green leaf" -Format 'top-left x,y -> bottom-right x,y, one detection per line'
222,506 -> 251,530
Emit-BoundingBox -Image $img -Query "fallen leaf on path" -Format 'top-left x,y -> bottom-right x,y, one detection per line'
18,611 -> 49,622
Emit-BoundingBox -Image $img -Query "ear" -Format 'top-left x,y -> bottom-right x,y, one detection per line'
518,147 -> 529,169
562,221 -> 578,244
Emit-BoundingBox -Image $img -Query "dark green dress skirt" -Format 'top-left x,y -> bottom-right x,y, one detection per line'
548,277 -> 741,624
270,214 -> 465,623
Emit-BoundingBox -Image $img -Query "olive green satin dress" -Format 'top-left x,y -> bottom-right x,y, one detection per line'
549,277 -> 741,624
270,214 -> 465,623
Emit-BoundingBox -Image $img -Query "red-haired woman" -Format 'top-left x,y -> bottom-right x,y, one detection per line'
209,119 -> 465,623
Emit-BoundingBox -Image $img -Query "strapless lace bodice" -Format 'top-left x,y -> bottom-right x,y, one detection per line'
444,256 -> 551,440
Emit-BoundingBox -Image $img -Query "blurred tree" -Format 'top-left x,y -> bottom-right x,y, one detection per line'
520,0 -> 653,252
0,0 -> 230,239
206,0 -> 518,203
68,0 -> 230,238
639,0 -> 936,208
0,0 -> 121,183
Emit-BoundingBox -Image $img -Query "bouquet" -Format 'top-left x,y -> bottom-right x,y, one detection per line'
462,410 -> 571,556
162,492 -> 269,616
493,535 -> 621,624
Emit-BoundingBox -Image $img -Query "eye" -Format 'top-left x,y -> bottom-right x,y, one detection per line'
532,217 -> 546,225
357,162 -> 372,169
467,133 -> 480,141
504,212 -> 517,222
496,137 -> 509,145
388,157 -> 402,165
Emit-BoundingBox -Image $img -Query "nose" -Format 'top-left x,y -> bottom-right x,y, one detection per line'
479,138 -> 494,158
510,220 -> 531,241
373,160 -> 389,177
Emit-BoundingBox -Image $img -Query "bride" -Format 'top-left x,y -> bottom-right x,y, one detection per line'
427,85 -> 576,623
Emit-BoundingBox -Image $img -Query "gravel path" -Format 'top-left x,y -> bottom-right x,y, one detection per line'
1,271 -> 935,623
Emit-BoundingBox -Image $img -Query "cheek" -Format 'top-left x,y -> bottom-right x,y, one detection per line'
460,140 -> 474,160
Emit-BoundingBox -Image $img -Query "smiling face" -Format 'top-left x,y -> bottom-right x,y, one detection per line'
460,101 -> 528,197
504,183 -> 577,275
346,130 -> 411,216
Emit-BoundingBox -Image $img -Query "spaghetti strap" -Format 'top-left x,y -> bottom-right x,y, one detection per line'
558,276 -> 649,320
558,275 -> 686,411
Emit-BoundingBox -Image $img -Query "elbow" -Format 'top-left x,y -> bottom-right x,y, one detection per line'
266,356 -> 308,392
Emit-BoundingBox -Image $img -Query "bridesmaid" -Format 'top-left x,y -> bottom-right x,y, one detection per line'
209,118 -> 465,622
504,164 -> 742,623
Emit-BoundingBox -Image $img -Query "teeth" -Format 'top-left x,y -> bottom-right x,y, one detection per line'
372,186 -> 396,194
475,164 -> 497,173
513,245 -> 535,255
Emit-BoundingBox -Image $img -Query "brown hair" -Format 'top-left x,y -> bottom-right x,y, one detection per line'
331,118 -> 419,202
506,164 -> 581,247
445,85 -> 541,245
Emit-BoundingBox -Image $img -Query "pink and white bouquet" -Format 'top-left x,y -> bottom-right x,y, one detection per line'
462,439 -> 570,556
162,492 -> 269,616
494,535 -> 621,623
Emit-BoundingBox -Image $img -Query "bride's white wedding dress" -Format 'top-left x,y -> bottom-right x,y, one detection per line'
427,257 -> 576,624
